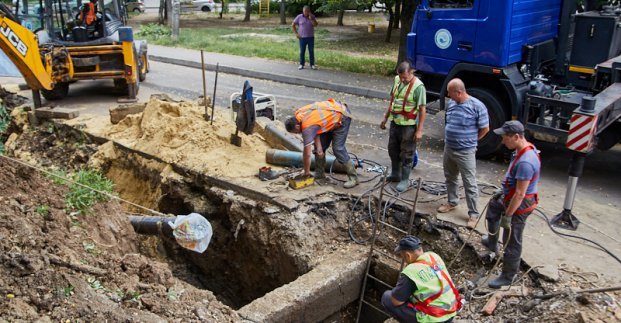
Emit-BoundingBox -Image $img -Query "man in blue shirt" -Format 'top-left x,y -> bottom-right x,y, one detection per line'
483,120 -> 541,289
437,79 -> 489,229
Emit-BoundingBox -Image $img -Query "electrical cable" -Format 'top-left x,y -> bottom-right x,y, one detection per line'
534,209 -> 621,265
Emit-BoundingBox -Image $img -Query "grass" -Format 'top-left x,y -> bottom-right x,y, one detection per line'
0,104 -> 9,155
65,169 -> 114,215
138,24 -> 397,75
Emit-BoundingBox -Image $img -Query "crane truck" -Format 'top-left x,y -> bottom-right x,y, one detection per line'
407,0 -> 621,229
0,0 -> 148,106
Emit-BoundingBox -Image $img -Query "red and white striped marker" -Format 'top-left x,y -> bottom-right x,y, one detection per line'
566,113 -> 598,152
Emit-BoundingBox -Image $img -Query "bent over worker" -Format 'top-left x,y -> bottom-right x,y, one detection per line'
284,99 -> 358,188
482,121 -> 541,289
382,235 -> 461,322
380,61 -> 427,192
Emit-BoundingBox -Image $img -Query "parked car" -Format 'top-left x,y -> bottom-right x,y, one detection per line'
190,0 -> 214,12
125,0 -> 144,13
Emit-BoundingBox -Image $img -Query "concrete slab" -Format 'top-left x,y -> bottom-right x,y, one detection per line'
237,246 -> 367,323
35,107 -> 80,119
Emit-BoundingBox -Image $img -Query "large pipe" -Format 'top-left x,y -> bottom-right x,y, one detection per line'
262,123 -> 304,152
266,149 -> 348,173
128,215 -> 175,237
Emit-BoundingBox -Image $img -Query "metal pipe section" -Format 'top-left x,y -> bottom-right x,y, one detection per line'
562,176 -> 579,210
266,149 -> 347,173
263,124 -> 304,152
128,215 -> 175,238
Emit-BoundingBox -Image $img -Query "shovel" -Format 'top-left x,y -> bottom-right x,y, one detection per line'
230,128 -> 242,147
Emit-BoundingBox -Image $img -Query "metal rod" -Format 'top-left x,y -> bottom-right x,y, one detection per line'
376,220 -> 408,235
367,274 -> 395,289
360,298 -> 392,317
380,190 -> 416,204
201,50 -> 208,120
400,178 -> 422,272
355,171 -> 388,323
373,248 -> 402,263
210,63 -> 219,125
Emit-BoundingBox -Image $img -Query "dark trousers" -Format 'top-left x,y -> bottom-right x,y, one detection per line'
485,196 -> 536,273
318,116 -> 351,164
381,290 -> 454,323
388,122 -> 417,167
299,37 -> 315,66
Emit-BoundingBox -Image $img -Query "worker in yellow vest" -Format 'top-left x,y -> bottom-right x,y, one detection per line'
382,235 -> 462,322
285,99 -> 358,188
380,61 -> 427,192
79,0 -> 98,26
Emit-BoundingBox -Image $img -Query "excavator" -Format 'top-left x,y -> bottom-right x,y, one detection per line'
0,0 -> 148,106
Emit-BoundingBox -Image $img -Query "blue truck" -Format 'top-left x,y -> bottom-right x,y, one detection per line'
407,0 -> 621,157
407,0 -> 621,227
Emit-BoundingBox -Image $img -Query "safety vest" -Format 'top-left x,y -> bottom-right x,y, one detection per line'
502,143 -> 540,215
388,75 -> 423,126
80,2 -> 97,25
402,252 -> 461,323
295,98 -> 349,134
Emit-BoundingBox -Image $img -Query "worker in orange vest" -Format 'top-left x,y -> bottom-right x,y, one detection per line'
285,99 -> 358,188
79,0 -> 98,26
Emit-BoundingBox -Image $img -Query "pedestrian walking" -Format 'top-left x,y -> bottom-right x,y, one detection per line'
284,99 -> 358,188
292,5 -> 318,70
482,121 -> 541,289
380,61 -> 427,192
437,78 -> 489,229
382,235 -> 461,322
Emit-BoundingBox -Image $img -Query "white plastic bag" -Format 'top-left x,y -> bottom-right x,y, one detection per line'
168,213 -> 213,253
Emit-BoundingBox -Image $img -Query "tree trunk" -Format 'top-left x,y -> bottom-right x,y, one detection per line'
158,0 -> 166,24
219,0 -> 224,19
394,0 -> 401,29
397,0 -> 414,64
243,0 -> 251,21
385,6 -> 393,43
280,0 -> 286,24
337,9 -> 344,26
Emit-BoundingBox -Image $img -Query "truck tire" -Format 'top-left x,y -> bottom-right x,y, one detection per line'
41,82 -> 69,100
469,87 -> 506,157
138,51 -> 148,82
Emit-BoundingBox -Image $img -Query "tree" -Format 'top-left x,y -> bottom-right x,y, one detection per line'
158,0 -> 167,24
244,0 -> 251,21
393,0 -> 400,29
280,0 -> 286,24
397,0 -> 415,64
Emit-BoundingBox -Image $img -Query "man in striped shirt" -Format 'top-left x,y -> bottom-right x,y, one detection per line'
437,79 -> 489,229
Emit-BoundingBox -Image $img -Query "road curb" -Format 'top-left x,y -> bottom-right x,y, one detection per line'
149,55 -> 390,101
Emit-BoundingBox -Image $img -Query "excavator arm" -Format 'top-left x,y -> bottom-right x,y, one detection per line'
0,3 -> 53,90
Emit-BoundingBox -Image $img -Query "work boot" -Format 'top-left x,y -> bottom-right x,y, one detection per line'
343,161 -> 359,189
481,219 -> 500,253
387,161 -> 401,182
395,165 -> 411,192
489,260 -> 519,289
314,155 -> 326,180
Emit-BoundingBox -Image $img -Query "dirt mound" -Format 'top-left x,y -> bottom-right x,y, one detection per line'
0,86 -> 27,109
102,97 -> 270,178
0,157 -> 240,321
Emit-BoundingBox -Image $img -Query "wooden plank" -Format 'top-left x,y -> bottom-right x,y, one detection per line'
34,107 -> 79,119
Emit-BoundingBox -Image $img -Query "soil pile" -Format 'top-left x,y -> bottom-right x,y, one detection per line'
0,158 -> 240,321
0,87 -> 27,108
103,96 -> 270,178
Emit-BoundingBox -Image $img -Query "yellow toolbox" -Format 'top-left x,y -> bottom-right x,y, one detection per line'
288,174 -> 314,189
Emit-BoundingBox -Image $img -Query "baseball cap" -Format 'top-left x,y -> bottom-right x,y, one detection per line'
493,120 -> 525,135
394,235 -> 422,253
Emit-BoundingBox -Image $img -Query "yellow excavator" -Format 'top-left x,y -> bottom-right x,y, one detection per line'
0,0 -> 148,106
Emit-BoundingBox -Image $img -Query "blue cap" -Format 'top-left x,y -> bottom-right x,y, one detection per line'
394,235 -> 422,253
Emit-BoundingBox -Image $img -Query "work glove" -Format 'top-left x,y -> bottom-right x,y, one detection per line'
500,215 -> 512,230
492,189 -> 503,200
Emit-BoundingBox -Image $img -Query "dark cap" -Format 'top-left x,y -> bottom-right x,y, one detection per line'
394,235 -> 422,253
493,120 -> 525,135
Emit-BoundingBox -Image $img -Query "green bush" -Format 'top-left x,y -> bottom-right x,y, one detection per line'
65,169 -> 114,214
0,104 -> 9,155
137,23 -> 171,40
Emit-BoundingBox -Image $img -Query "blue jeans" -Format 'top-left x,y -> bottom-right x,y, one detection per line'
318,116 -> 351,164
299,37 -> 315,66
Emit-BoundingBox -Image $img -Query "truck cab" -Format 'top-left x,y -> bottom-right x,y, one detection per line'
407,0 -> 621,156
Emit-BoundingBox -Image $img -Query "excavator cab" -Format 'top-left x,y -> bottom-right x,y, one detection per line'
1,0 -> 146,102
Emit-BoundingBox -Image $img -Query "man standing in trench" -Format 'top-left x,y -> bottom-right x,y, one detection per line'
482,120 -> 541,289
437,78 -> 489,229
380,61 -> 427,193
284,98 -> 358,188
382,235 -> 461,322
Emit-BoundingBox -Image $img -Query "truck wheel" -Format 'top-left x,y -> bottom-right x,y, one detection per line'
469,87 -> 506,157
138,51 -> 148,82
41,82 -> 69,100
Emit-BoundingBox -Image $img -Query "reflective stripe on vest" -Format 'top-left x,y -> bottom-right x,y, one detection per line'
388,76 -> 421,121
402,252 -> 462,321
295,99 -> 345,134
503,144 -> 540,215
